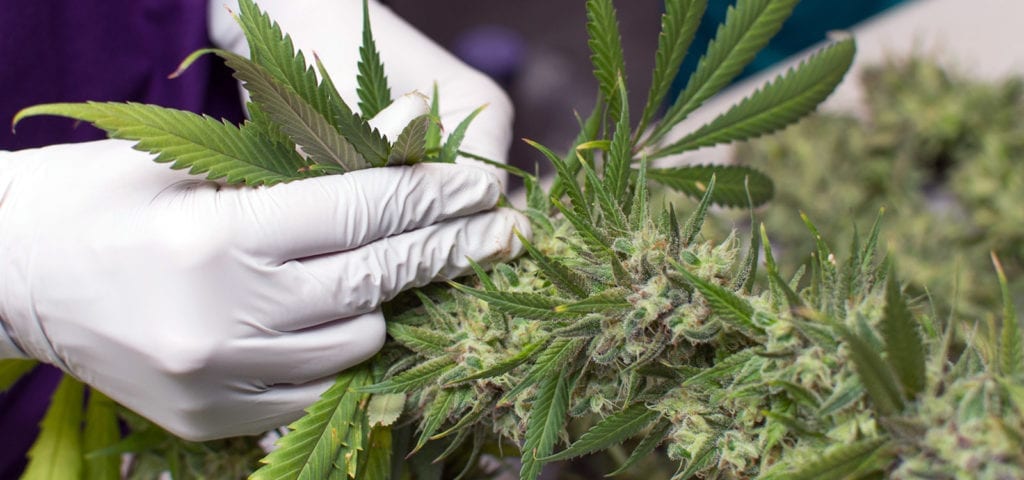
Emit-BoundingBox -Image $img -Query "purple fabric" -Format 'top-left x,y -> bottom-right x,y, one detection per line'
0,0 -> 244,475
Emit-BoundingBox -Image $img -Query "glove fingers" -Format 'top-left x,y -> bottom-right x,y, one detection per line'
180,375 -> 338,441
266,208 -> 529,331
230,163 -> 501,263
228,310 -> 385,386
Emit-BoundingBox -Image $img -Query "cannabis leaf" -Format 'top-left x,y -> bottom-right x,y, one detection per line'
650,0 -> 800,144
82,390 -> 120,480
543,403 -> 660,461
22,376 -> 85,480
647,164 -> 774,207
251,366 -> 372,480
881,266 -> 926,398
586,0 -> 627,120
637,0 -> 707,135
652,38 -> 855,158
0,359 -> 36,392
521,373 -> 574,480
14,102 -> 310,185
356,0 -> 392,118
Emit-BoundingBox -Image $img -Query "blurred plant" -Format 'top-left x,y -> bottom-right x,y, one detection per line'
719,57 -> 1024,318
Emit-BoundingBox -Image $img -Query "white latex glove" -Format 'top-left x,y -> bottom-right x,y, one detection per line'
208,0 -> 515,180
0,106 -> 528,440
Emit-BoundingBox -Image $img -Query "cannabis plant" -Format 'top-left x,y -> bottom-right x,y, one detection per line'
717,57 -> 1024,319
7,0 -> 1020,478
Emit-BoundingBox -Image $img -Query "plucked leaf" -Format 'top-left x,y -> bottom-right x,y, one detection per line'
83,390 -> 120,480
777,437 -> 889,480
387,114 -> 430,165
387,323 -> 451,356
22,375 -> 84,480
446,338 -> 548,385
236,0 -> 335,122
14,102 -> 309,185
637,0 -> 707,134
212,49 -> 368,172
252,366 -> 372,480
521,372 -> 574,480
647,164 -> 774,207
439,105 -> 486,163
367,393 -> 406,427
449,282 -> 570,320
586,0 -> 627,120
0,359 -> 36,392
836,324 -> 905,416
356,0 -> 392,118
652,38 -> 855,157
543,404 -> 660,461
881,267 -> 926,398
358,356 -> 456,394
652,0 -> 800,143
607,418 -> 672,476
672,259 -> 763,338
993,253 -> 1022,376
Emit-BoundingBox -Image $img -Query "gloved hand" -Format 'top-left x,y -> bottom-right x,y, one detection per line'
0,98 -> 528,440
208,0 -> 515,177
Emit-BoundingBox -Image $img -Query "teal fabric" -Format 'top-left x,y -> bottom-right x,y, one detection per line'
668,0 -> 905,102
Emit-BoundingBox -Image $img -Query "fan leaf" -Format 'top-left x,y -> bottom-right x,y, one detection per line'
637,0 -> 707,135
15,102 -> 310,185
586,0 -> 627,120
356,0 -> 392,118
647,164 -> 774,207
652,38 -> 855,157
652,0 -> 800,143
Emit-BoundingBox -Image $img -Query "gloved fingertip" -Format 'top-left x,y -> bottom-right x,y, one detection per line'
367,92 -> 430,142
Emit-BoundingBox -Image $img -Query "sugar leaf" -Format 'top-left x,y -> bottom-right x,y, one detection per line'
542,403 -> 660,461
0,359 -> 36,392
521,372 -> 573,480
83,390 -> 120,480
882,266 -> 926,398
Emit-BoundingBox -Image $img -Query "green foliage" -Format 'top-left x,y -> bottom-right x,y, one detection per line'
0,359 -> 36,392
23,376 -> 84,480
14,102 -> 312,185
83,390 -> 121,480
646,0 -> 799,147
647,164 -> 774,207
637,0 -> 706,136
652,37 -> 855,158
356,0 -> 392,118
39,0 -> 1024,479
252,365 -> 373,480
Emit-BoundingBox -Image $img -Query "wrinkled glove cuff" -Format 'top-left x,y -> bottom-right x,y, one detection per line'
0,313 -> 28,359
